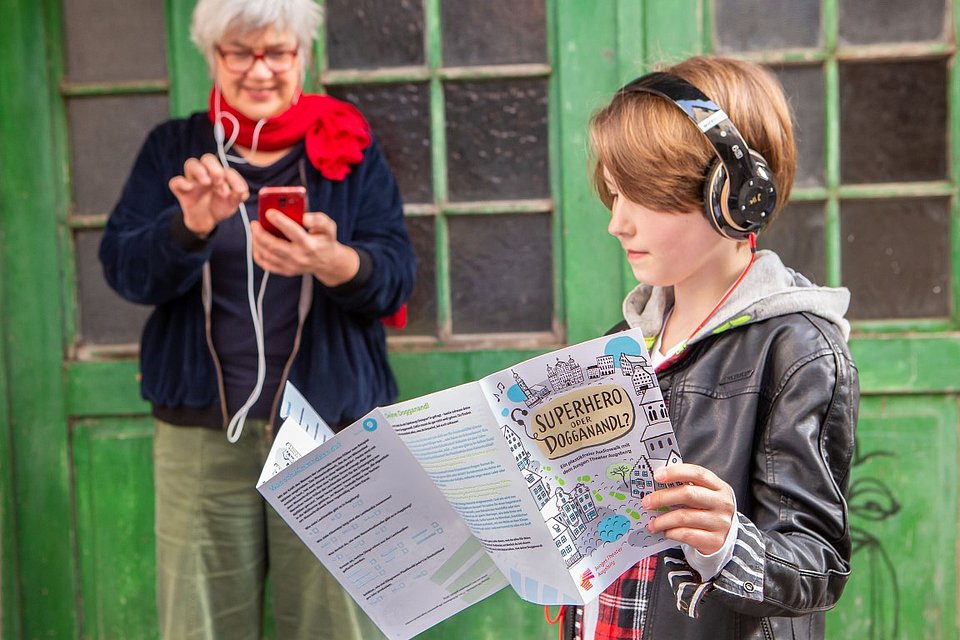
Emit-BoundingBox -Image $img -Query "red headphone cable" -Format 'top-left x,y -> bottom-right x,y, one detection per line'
544,605 -> 566,640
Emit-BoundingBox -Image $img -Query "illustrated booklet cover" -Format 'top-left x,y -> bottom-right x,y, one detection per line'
258,328 -> 684,640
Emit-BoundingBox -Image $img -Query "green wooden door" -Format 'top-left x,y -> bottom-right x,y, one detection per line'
1,0 -> 958,639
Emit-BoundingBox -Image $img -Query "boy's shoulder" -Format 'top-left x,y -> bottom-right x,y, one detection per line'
710,310 -> 854,380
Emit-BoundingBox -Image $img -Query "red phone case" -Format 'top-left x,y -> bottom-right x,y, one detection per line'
258,186 -> 306,238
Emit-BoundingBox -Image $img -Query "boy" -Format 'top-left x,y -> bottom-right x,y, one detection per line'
562,56 -> 858,640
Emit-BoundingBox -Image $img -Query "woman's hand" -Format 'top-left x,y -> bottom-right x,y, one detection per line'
642,463 -> 736,556
251,210 -> 360,286
168,154 -> 249,238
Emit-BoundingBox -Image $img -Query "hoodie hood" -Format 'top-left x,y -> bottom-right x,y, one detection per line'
623,250 -> 851,348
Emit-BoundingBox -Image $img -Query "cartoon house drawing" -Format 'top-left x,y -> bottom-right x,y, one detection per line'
525,469 -> 551,509
501,425 -> 531,471
547,356 -> 584,393
547,516 -> 582,567
555,488 -> 587,539
571,483 -> 599,522
642,431 -> 678,460
631,456 -> 657,498
587,354 -> 616,379
513,370 -> 549,407
630,365 -> 656,396
639,400 -> 670,427
619,353 -> 649,377
665,449 -> 682,467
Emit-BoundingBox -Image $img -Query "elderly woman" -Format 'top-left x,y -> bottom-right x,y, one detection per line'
99,0 -> 413,637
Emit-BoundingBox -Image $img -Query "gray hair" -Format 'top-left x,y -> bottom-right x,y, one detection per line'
190,0 -> 323,80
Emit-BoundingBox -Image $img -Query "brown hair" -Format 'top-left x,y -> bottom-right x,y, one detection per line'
589,56 -> 796,227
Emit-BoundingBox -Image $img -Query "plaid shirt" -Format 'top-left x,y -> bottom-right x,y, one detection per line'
567,514 -> 765,640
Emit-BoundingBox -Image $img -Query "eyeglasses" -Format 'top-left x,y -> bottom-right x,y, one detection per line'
215,45 -> 299,73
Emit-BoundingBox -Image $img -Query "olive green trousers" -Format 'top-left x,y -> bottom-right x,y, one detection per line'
153,419 -> 384,640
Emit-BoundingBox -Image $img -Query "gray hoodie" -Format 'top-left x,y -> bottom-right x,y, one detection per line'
622,250 -> 851,356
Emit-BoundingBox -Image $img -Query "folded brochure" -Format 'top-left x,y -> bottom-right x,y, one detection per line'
258,328 -> 682,640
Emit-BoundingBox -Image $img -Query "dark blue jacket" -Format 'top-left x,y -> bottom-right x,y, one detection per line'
99,112 -> 415,429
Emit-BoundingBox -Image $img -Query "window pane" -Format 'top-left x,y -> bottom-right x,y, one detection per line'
391,215 -> 437,336
441,0 -> 546,66
62,0 -> 167,83
771,64 -> 824,188
841,198 -> 950,320
758,200 -> 826,285
326,83 -> 432,204
325,0 -> 424,69
68,95 -> 170,215
75,230 -> 152,345
839,0 -> 947,44
839,60 -> 947,184
445,79 -> 550,201
714,0 -> 820,52
449,214 -> 552,333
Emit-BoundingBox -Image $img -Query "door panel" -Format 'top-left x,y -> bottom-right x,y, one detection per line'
73,418 -> 157,639
826,395 -> 958,639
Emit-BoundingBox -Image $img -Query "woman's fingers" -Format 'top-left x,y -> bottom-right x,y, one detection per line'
303,211 -> 336,237
265,209 -> 307,241
251,221 -> 300,276
168,175 -> 195,197
224,167 -> 250,201
182,157 -> 211,186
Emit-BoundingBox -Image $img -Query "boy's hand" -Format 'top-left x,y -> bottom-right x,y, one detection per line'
642,463 -> 735,556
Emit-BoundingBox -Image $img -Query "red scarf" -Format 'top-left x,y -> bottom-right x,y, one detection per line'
208,88 -> 371,180
208,88 -> 407,329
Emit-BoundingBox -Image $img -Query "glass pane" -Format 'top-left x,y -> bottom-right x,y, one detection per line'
841,198 -> 950,320
757,200 -> 826,285
839,0 -> 946,44
840,60 -> 947,184
62,0 -> 168,83
771,64 -> 824,188
325,0 -> 424,69
445,79 -> 549,201
326,83 -> 432,204
441,0 -> 546,66
68,94 -> 170,215
75,230 -> 152,345
449,214 -> 552,333
391,215 -> 437,336
714,0 -> 820,52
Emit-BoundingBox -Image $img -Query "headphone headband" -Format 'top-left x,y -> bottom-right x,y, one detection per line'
619,72 -> 778,239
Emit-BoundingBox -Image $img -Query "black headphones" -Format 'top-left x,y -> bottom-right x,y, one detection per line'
619,72 -> 778,240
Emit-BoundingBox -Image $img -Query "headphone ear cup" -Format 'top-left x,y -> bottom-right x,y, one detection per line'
703,151 -> 775,240
702,158 -> 733,238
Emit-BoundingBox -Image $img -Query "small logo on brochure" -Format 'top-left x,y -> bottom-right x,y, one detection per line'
362,418 -> 378,432
580,569 -> 596,590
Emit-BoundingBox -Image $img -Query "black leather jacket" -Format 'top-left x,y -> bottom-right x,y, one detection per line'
565,311 -> 859,640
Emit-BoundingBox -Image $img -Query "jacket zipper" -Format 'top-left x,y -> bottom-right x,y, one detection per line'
760,617 -> 774,640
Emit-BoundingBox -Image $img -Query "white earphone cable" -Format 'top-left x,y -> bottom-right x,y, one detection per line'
214,85 -> 270,444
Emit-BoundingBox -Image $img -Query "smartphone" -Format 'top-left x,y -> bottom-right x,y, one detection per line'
258,186 -> 307,238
